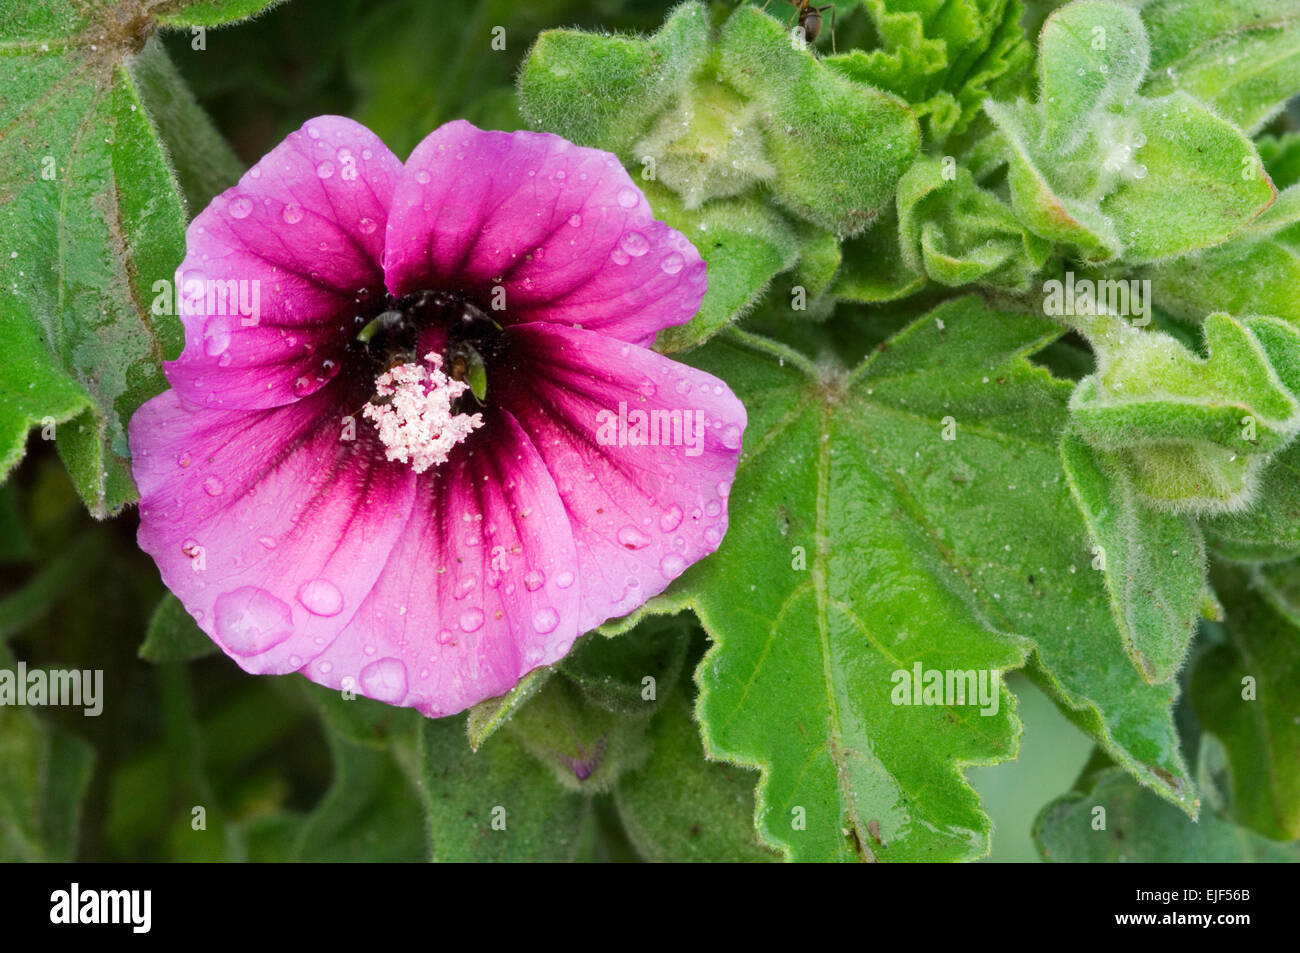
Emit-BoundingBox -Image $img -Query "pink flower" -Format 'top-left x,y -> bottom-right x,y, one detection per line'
129,117 -> 745,717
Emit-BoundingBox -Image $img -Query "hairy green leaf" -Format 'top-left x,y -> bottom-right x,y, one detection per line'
896,156 -> 1049,289
1068,313 -> 1300,513
668,297 -> 1193,861
615,692 -> 777,862
0,0 -> 247,514
421,713 -> 588,862
1191,564 -> 1300,840
1035,766 -> 1299,861
825,0 -> 1032,145
1061,433 -> 1204,683
984,1 -> 1275,264
1140,0 -> 1300,134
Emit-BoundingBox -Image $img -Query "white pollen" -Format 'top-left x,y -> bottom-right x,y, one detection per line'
363,352 -> 483,473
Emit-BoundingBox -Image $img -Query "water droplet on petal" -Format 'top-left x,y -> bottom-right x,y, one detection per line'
202,476 -> 224,496
358,217 -> 377,235
258,535 -> 277,549
436,629 -> 454,645
610,248 -> 630,266
617,525 -> 651,549
620,230 -> 650,257
460,607 -> 485,632
203,315 -> 232,358
532,607 -> 559,634
454,575 -> 478,599
660,251 -> 684,274
416,170 -> 431,184
214,587 -> 294,656
555,570 -> 575,589
524,569 -> 545,592
568,213 -> 582,227
316,161 -> 335,179
721,424 -> 742,450
297,578 -> 343,616
228,195 -> 253,219
617,187 -> 639,208
359,657 -> 408,703
660,553 -> 686,578
282,203 -> 304,224
660,504 -> 684,532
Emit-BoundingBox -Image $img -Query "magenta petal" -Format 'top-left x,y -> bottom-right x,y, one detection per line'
169,116 -> 403,411
130,386 -> 417,674
384,120 -> 707,347
302,409 -> 582,717
498,323 -> 746,632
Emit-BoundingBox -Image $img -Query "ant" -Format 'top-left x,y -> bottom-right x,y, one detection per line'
761,1 -> 837,53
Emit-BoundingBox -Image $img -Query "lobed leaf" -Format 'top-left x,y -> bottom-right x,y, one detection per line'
669,297 -> 1194,861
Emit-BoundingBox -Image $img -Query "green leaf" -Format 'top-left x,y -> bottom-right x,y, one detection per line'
984,1 -> 1276,264
421,713 -> 588,862
614,692 -> 777,862
128,37 -> 243,211
0,2 -> 197,514
831,207 -> 926,303
517,1 -> 710,155
896,156 -> 1049,290
466,667 -> 553,751
648,183 -> 799,353
1144,183 -> 1300,324
1035,766 -> 1300,862
716,6 -> 919,237
1191,564 -> 1300,841
1061,433 -> 1205,683
1037,0 -> 1150,152
0,645 -> 94,862
1067,313 -> 1300,513
671,297 -> 1193,862
1203,441 -> 1300,562
1256,559 -> 1300,627
139,592 -> 218,663
1103,94 -> 1276,262
503,675 -> 651,793
561,613 -> 690,715
1140,0 -> 1300,134
825,0 -> 1032,145
290,728 -> 426,862
154,0 -> 288,28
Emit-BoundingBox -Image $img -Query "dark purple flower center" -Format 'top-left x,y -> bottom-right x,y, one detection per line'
344,288 -> 510,409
